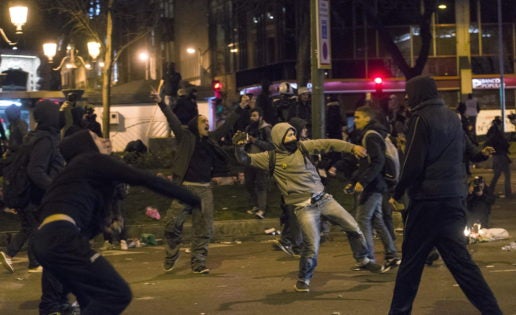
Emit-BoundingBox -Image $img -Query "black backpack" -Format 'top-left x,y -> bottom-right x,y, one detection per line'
2,135 -> 49,209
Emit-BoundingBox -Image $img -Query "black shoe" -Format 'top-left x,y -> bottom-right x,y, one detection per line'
294,280 -> 310,292
352,261 -> 386,273
273,240 -> 295,256
383,257 -> 401,272
426,251 -> 440,266
192,266 -> 210,274
163,253 -> 180,272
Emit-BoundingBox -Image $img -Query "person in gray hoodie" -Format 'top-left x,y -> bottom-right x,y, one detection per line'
234,122 -> 385,293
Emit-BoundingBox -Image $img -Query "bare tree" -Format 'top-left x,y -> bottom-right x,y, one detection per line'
356,0 -> 437,79
41,0 -> 158,137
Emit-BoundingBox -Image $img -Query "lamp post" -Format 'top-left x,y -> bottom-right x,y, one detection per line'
0,3 -> 28,45
42,41 -> 101,90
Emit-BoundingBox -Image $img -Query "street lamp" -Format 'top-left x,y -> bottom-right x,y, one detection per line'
0,2 -> 28,45
138,51 -> 150,80
42,41 -> 102,90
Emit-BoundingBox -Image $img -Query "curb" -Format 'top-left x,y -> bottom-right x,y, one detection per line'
125,218 -> 281,242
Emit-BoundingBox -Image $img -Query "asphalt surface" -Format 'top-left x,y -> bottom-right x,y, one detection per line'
1,169 -> 516,314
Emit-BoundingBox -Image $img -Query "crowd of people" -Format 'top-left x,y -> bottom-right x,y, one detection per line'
0,72 -> 509,314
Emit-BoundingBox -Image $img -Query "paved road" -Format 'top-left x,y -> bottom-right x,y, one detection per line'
1,228 -> 516,314
1,168 -> 516,314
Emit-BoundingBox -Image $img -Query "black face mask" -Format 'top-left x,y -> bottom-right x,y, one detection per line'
284,140 -> 298,153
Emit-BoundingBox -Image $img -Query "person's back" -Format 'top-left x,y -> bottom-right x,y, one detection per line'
389,76 -> 502,315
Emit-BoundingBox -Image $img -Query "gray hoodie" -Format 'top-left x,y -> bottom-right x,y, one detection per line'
241,122 -> 356,205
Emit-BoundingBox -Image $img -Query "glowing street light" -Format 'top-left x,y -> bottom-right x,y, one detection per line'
0,3 -> 28,45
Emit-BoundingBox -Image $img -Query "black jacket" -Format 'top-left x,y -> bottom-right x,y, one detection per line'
158,101 -> 243,183
39,130 -> 200,239
394,76 -> 466,200
354,121 -> 388,201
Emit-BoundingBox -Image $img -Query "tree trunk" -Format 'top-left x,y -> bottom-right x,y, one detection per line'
102,0 -> 114,138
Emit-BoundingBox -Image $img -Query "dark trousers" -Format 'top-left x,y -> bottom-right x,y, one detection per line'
32,221 -> 132,315
244,166 -> 269,212
279,202 -> 303,251
7,204 -> 40,268
389,198 -> 502,315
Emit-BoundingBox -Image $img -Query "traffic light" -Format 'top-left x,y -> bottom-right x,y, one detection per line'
373,76 -> 383,96
212,80 -> 223,99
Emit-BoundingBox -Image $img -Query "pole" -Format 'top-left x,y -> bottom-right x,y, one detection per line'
497,0 -> 506,131
310,0 -> 326,139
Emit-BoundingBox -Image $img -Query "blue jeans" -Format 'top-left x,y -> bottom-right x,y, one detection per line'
356,192 -> 398,261
164,184 -> 213,269
294,194 -> 369,284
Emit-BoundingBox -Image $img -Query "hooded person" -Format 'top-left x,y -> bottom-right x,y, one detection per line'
0,100 -> 66,277
31,129 -> 200,315
388,76 -> 502,314
4,104 -> 28,153
233,122 -> 388,293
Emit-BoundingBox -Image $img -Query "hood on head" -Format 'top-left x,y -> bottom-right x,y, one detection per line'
271,122 -> 295,152
71,106 -> 86,125
405,75 -> 439,108
5,105 -> 21,122
34,100 -> 60,132
59,129 -> 99,162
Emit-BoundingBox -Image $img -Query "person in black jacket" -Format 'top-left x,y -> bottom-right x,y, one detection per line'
154,91 -> 245,274
350,105 -> 400,271
388,75 -> 501,315
485,116 -> 512,198
1,100 -> 64,274
31,129 -> 200,315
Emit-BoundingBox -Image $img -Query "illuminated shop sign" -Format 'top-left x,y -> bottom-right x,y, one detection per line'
472,78 -> 501,89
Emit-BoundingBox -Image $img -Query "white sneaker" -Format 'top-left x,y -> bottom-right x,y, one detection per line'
0,251 -> 14,273
120,240 -> 128,250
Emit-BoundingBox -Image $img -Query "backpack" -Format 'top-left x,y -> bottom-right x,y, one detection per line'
362,130 -> 400,187
1,135 -> 49,209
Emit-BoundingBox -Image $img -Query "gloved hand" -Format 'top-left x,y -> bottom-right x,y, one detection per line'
232,131 -> 248,146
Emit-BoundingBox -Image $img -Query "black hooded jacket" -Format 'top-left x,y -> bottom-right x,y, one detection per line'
393,76 -> 466,201
27,101 -> 65,204
39,130 -> 200,239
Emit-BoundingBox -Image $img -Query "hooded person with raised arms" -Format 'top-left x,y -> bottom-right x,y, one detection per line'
233,122 -> 387,293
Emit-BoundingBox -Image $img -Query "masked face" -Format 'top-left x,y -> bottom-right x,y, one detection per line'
284,140 -> 298,153
283,129 -> 298,153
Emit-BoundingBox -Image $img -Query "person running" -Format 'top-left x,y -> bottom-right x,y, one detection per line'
31,129 -> 200,315
233,122 -> 386,293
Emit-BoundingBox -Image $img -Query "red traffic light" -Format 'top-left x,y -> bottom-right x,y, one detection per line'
212,80 -> 222,91
373,77 -> 383,84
